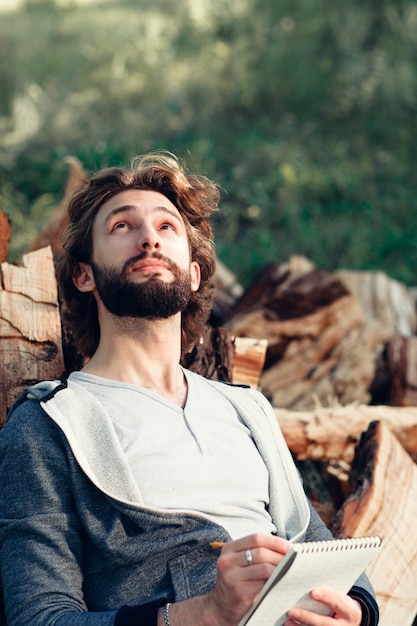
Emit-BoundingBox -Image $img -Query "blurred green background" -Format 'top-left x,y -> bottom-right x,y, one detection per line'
1,0 -> 416,286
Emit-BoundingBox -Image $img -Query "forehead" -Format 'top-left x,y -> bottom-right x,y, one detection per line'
94,189 -> 183,227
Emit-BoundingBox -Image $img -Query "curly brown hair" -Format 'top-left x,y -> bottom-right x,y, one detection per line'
55,152 -> 219,359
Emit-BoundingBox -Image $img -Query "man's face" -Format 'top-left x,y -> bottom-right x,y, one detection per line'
75,189 -> 201,318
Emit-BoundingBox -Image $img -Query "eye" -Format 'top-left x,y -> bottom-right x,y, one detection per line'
110,221 -> 130,232
159,222 -> 176,231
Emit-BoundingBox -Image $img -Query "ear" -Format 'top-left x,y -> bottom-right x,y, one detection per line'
72,262 -> 96,293
190,261 -> 201,292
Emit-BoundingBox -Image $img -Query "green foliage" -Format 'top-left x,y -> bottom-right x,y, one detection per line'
1,0 -> 417,286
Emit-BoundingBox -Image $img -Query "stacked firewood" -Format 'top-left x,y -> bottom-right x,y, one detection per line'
1,159 -> 417,624
217,253 -> 417,626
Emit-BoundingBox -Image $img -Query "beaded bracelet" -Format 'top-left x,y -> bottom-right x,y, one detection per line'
163,603 -> 171,626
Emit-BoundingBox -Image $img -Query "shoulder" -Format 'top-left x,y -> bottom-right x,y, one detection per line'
1,380 -> 66,447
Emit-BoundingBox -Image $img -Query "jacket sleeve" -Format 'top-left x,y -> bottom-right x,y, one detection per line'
0,398 -> 120,626
305,502 -> 379,626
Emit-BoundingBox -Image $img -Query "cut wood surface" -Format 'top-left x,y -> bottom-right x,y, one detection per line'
0,247 -> 64,424
231,336 -> 267,387
330,421 -> 417,626
274,403 -> 417,463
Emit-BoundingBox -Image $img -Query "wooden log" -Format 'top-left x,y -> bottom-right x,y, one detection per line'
330,421 -> 417,626
231,337 -> 267,388
230,294 -> 388,410
224,256 -> 346,325
274,403 -> 417,463
336,269 -> 417,337
225,258 -> 390,409
259,295 -> 366,405
0,247 -> 64,424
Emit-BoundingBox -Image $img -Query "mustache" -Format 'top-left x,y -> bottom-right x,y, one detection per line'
122,251 -> 179,275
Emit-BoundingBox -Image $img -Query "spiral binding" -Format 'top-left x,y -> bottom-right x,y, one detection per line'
294,536 -> 381,554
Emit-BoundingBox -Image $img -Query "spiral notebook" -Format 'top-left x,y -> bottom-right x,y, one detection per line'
239,535 -> 381,626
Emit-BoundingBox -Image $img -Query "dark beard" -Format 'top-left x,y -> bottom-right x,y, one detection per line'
90,253 -> 192,319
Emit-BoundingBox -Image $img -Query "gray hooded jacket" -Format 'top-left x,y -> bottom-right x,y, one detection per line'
0,377 -> 378,625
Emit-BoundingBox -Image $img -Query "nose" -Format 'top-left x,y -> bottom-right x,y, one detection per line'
137,226 -> 160,251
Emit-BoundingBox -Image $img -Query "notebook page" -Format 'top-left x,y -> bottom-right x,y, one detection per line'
239,536 -> 381,626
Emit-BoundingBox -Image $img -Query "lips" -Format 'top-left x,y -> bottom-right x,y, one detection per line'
125,253 -> 174,275
131,260 -> 169,272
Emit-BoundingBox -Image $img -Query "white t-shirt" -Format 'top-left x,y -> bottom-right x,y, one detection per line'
69,369 -> 276,539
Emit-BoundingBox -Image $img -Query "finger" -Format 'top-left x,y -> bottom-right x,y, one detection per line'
286,605 -> 333,626
238,545 -> 289,569
286,589 -> 362,625
286,589 -> 334,625
225,532 -> 293,555
310,588 -> 362,620
244,547 -> 254,567
239,561 -> 278,584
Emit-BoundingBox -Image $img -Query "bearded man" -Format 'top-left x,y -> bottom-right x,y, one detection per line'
0,153 -> 379,626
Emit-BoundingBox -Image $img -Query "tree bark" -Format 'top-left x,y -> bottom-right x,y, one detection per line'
181,325 -> 235,382
0,209 -> 10,264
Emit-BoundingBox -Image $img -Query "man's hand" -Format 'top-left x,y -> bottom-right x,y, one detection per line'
285,588 -> 363,626
163,537 -> 363,626
206,533 -> 293,626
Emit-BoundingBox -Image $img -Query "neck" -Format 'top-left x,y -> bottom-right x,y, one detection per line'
81,313 -> 188,407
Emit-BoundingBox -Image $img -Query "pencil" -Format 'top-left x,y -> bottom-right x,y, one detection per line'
210,541 -> 226,549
